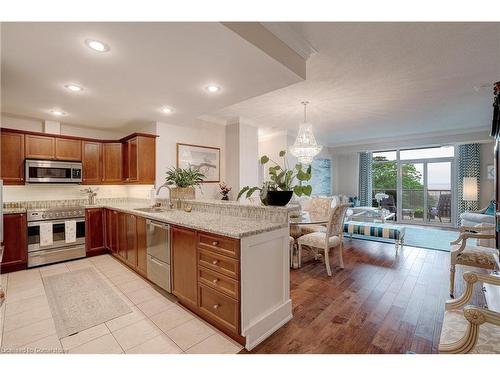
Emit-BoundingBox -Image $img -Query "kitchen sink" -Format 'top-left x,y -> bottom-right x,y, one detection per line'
134,207 -> 171,213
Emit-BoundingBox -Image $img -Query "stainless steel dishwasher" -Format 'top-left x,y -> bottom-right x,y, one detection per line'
146,220 -> 171,292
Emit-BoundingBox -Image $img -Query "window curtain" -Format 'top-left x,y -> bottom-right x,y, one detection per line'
456,143 -> 481,225
358,152 -> 373,206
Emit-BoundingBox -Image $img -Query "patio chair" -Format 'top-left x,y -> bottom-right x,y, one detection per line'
429,194 -> 451,222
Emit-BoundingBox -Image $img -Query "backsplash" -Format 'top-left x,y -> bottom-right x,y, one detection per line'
2,184 -> 153,203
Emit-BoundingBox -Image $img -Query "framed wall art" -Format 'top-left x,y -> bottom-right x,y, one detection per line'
176,143 -> 220,182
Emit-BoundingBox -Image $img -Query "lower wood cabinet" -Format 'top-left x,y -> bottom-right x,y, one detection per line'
85,208 -> 105,256
171,226 -> 242,342
103,209 -> 147,277
1,213 -> 28,273
136,216 -> 148,277
171,226 -> 198,311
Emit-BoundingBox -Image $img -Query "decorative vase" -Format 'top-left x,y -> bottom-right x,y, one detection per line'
221,195 -> 229,201
169,187 -> 195,200
262,191 -> 293,206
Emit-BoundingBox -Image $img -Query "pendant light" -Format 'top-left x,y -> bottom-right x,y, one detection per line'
289,101 -> 322,165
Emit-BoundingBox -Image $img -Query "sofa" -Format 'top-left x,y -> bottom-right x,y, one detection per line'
460,201 -> 496,248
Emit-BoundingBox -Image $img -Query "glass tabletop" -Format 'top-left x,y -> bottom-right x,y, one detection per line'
289,211 -> 329,225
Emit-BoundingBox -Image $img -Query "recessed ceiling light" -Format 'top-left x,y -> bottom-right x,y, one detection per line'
205,84 -> 221,93
162,107 -> 174,114
85,39 -> 110,52
64,84 -> 83,92
50,109 -> 66,116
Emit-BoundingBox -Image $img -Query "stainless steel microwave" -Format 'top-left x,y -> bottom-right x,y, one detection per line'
25,160 -> 82,183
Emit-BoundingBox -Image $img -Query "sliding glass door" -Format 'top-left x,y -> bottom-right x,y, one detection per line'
373,146 -> 455,226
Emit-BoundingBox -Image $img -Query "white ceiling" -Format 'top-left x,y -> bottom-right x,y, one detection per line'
1,22 -> 302,129
213,22 -> 500,146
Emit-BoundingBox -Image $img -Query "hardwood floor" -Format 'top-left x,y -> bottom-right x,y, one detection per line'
248,239 -> 486,354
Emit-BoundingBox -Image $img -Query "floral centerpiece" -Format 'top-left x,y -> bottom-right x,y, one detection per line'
218,182 -> 232,201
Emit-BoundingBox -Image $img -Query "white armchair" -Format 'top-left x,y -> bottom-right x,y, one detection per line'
449,225 -> 499,297
439,271 -> 500,354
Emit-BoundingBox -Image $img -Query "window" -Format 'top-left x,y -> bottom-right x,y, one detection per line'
310,158 -> 331,196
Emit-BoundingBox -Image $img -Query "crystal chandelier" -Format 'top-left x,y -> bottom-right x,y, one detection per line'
289,101 -> 322,165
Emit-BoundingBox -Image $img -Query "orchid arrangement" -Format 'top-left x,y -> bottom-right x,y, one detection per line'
219,182 -> 232,201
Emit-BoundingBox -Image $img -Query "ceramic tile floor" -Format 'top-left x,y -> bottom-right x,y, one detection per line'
0,255 -> 242,354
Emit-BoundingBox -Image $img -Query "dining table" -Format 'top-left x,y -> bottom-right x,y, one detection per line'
289,211 -> 329,269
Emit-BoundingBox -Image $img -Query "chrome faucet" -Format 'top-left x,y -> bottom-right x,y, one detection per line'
81,187 -> 98,206
155,183 -> 175,209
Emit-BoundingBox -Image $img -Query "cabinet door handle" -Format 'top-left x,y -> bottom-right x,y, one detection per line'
213,304 -> 220,310
212,259 -> 219,265
211,241 -> 219,246
212,278 -> 219,284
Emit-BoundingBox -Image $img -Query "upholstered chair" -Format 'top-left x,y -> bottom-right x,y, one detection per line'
439,271 -> 500,354
297,203 -> 350,276
449,225 -> 499,297
300,196 -> 337,236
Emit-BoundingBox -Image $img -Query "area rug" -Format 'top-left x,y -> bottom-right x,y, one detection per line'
345,221 -> 458,252
42,268 -> 131,338
403,226 -> 458,252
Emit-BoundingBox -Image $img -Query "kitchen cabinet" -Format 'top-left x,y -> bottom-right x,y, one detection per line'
85,208 -> 105,256
102,143 -> 122,183
117,211 -> 127,260
1,213 -> 28,273
1,131 -> 25,184
106,209 -> 119,255
171,226 -> 198,311
196,231 -> 241,339
123,136 -> 156,184
2,128 -> 155,185
55,138 -> 82,161
82,141 -> 102,184
25,134 -> 55,159
136,216 -> 148,277
125,213 -> 137,268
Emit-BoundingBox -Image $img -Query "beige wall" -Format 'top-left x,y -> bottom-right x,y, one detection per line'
155,119 -> 226,200
480,142 -> 495,208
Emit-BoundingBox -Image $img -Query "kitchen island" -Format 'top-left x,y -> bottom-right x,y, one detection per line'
3,198 -> 293,351
98,200 -> 292,351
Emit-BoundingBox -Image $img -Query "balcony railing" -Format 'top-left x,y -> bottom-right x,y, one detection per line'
372,188 -> 452,224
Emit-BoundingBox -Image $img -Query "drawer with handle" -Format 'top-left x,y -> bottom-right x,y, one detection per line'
198,248 -> 239,279
198,265 -> 239,300
198,283 -> 239,334
197,232 -> 239,259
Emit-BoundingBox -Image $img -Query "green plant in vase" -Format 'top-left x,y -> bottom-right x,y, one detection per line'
164,167 -> 206,200
237,150 -> 313,206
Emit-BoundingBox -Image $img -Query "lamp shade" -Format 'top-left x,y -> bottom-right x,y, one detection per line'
463,177 -> 478,201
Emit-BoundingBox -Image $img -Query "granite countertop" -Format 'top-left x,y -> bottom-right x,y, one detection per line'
3,207 -> 27,214
93,202 -> 288,239
3,199 -> 290,238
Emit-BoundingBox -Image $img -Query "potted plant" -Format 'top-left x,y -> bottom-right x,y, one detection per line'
165,167 -> 205,200
237,150 -> 313,206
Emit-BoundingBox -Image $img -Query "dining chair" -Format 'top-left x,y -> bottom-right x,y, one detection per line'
300,196 -> 337,235
297,203 -> 350,276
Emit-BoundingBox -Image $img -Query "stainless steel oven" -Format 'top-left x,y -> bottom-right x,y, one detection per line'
25,160 -> 82,183
27,207 -> 86,267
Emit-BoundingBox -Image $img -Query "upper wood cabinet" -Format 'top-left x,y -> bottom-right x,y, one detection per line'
102,143 -> 123,183
55,138 -> 82,161
123,136 -> 155,184
171,226 -> 198,311
1,213 -> 28,273
1,131 -> 25,184
1,129 -> 156,185
25,134 -> 55,159
82,141 -> 102,184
